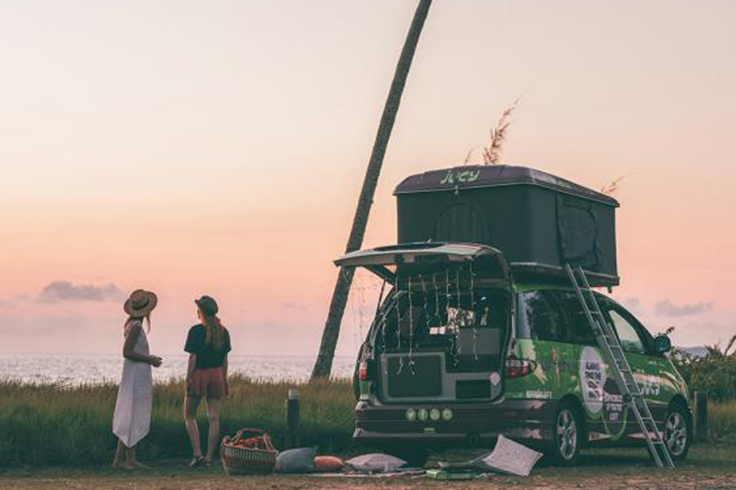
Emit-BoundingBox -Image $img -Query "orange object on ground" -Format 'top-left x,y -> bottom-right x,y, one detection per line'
314,456 -> 345,473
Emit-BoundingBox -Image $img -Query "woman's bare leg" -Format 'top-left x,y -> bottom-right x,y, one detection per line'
125,445 -> 136,469
112,439 -> 126,468
184,395 -> 204,459
204,397 -> 222,463
130,446 -> 152,470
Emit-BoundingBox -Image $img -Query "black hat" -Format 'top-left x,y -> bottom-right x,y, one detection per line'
195,295 -> 219,316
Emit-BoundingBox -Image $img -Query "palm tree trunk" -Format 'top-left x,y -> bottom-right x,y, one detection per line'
311,0 -> 433,379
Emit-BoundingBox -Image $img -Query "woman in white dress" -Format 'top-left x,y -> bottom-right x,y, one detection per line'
112,289 -> 163,469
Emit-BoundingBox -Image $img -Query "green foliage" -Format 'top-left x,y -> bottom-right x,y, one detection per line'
670,334 -> 736,402
710,400 -> 736,443
0,375 -> 355,467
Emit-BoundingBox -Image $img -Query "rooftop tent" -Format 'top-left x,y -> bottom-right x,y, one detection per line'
394,165 -> 620,286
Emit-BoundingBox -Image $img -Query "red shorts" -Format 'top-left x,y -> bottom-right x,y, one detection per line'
187,367 -> 228,398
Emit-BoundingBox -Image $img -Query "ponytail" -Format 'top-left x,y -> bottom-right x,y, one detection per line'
202,314 -> 225,351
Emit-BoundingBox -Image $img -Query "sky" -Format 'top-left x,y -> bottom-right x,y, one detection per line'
1,1 -> 735,358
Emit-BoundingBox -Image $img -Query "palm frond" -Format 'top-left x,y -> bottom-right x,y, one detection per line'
601,174 -> 631,195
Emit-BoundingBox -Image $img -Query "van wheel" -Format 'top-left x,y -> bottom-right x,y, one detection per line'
551,403 -> 582,466
664,404 -> 691,461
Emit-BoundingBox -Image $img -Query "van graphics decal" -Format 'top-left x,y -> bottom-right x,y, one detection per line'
580,347 -> 605,416
579,347 -> 628,440
639,374 -> 660,396
602,378 -> 625,437
439,169 -> 481,186
525,390 -> 553,400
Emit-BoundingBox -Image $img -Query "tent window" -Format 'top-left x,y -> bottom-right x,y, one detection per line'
434,204 -> 487,244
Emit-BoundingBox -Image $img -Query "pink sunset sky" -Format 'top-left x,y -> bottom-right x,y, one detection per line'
1,1 -> 734,357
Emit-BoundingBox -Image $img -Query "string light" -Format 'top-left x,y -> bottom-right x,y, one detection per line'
419,273 -> 431,329
432,273 -> 440,321
456,267 -> 462,357
470,261 -> 478,362
378,285 -> 390,376
395,274 -> 404,375
407,275 -> 416,375
445,269 -> 457,366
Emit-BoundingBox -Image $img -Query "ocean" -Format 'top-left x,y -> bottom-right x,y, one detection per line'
0,354 -> 355,385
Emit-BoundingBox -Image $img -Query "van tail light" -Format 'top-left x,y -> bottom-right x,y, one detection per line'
358,359 -> 375,381
505,358 -> 537,378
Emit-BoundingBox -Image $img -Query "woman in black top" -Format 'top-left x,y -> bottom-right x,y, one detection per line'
183,295 -> 232,467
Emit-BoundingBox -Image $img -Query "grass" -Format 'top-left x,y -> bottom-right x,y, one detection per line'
0,376 -> 354,467
710,399 -> 736,443
1,377 -> 734,467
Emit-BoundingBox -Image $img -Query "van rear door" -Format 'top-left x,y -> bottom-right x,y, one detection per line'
335,242 -> 511,289
336,242 -> 512,404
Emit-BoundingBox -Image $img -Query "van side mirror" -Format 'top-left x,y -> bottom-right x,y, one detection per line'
653,335 -> 672,354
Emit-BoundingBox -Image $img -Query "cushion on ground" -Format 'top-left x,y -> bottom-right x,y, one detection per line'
346,453 -> 407,472
274,447 -> 317,474
314,456 -> 345,473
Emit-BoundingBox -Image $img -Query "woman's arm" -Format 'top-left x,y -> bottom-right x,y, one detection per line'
123,322 -> 162,366
186,353 -> 197,386
222,353 -> 228,380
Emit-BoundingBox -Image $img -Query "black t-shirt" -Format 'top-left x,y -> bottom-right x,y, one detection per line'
184,324 -> 232,369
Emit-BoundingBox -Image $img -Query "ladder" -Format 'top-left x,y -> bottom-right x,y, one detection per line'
565,264 -> 674,468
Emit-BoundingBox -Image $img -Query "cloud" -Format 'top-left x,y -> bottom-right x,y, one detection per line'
655,300 -> 713,317
0,313 -> 87,337
0,299 -> 15,308
37,281 -> 125,303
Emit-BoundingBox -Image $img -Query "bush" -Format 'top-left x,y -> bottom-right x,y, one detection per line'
670,334 -> 736,402
710,400 -> 736,443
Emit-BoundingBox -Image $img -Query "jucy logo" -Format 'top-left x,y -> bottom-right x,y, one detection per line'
439,169 -> 481,185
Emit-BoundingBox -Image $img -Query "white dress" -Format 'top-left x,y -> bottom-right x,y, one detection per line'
112,321 -> 153,448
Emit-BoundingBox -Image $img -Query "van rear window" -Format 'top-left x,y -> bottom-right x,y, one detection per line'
374,288 -> 508,372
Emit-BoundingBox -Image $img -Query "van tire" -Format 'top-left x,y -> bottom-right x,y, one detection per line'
550,401 -> 582,466
663,403 -> 691,461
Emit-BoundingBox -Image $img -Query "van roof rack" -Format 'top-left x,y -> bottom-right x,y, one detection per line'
510,262 -> 619,288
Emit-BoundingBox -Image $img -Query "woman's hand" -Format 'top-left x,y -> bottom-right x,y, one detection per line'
149,355 -> 163,367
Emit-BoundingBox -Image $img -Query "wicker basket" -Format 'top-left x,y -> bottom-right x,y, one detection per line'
221,429 -> 278,475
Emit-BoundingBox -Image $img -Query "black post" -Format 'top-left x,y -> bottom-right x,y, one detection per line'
285,388 -> 300,449
695,391 -> 708,443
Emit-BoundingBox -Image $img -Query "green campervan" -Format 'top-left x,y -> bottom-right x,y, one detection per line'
339,166 -> 692,466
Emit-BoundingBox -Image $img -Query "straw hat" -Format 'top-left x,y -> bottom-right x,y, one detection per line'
124,289 -> 158,317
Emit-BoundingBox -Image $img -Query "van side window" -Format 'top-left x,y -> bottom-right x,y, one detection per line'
554,291 -> 597,346
606,308 -> 647,355
518,291 -> 567,342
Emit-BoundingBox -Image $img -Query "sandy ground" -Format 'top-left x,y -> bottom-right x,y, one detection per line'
2,447 -> 735,490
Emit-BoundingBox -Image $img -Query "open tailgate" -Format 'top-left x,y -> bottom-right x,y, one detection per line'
335,242 -> 510,286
